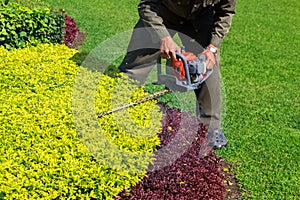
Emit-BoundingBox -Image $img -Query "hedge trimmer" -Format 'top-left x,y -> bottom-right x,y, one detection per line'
97,50 -> 213,118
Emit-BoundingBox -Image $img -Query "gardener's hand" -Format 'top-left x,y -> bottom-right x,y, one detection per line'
160,36 -> 181,60
201,44 -> 217,70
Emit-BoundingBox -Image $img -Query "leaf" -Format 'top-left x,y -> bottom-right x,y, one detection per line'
20,31 -> 27,37
223,167 -> 229,172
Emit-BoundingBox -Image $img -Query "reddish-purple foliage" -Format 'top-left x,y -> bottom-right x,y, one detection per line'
116,104 -> 227,200
63,13 -> 79,47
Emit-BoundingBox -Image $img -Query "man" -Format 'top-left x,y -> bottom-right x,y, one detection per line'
118,0 -> 236,150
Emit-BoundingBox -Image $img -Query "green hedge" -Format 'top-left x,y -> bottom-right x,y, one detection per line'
0,2 -> 64,49
0,44 -> 162,199
1,0 -> 49,9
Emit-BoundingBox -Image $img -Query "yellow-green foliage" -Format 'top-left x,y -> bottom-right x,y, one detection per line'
0,44 -> 163,199
96,75 -> 162,151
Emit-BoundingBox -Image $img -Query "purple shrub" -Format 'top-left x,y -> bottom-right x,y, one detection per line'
63,13 -> 79,47
116,104 -> 227,200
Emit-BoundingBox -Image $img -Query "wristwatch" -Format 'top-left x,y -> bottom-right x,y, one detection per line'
206,46 -> 218,54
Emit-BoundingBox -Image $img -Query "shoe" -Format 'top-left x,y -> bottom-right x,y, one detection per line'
208,129 -> 228,150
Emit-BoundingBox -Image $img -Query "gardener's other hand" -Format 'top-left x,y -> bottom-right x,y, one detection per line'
201,44 -> 217,70
160,36 -> 181,60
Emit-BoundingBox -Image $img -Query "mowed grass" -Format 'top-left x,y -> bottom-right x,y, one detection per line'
42,0 -> 139,55
219,0 -> 300,198
19,0 -> 300,199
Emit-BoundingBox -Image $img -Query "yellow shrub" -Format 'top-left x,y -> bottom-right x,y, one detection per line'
0,44 -> 162,199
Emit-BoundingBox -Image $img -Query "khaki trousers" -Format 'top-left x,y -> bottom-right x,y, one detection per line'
118,9 -> 222,130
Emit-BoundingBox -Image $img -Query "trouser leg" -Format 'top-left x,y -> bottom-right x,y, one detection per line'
118,19 -> 161,84
118,49 -> 160,84
178,22 -> 222,130
194,54 -> 221,130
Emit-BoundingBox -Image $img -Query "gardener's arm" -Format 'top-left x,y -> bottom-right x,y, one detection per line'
203,0 -> 236,69
210,0 -> 237,48
138,0 -> 180,59
138,0 -> 169,40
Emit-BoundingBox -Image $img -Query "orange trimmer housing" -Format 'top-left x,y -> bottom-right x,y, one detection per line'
172,52 -> 199,80
156,50 -> 212,92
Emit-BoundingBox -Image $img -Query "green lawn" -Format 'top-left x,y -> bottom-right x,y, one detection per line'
218,1 -> 300,198
17,0 -> 300,199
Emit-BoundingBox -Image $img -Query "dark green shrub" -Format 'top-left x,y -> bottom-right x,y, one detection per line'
0,2 -> 64,49
1,0 -> 49,8
0,44 -> 162,199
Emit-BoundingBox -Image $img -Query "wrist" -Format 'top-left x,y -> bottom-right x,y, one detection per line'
161,36 -> 172,41
206,45 -> 218,54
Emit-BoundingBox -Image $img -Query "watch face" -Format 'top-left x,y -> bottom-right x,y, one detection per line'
208,47 -> 217,53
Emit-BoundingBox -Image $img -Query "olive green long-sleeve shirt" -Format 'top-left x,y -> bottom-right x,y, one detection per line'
138,0 -> 236,48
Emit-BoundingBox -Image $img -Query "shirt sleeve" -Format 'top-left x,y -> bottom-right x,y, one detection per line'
210,0 -> 237,48
138,0 -> 171,40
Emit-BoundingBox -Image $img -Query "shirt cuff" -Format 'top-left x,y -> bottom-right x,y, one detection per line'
210,34 -> 223,48
154,26 -> 170,40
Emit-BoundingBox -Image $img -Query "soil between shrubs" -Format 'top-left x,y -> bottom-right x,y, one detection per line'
116,103 -> 241,200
